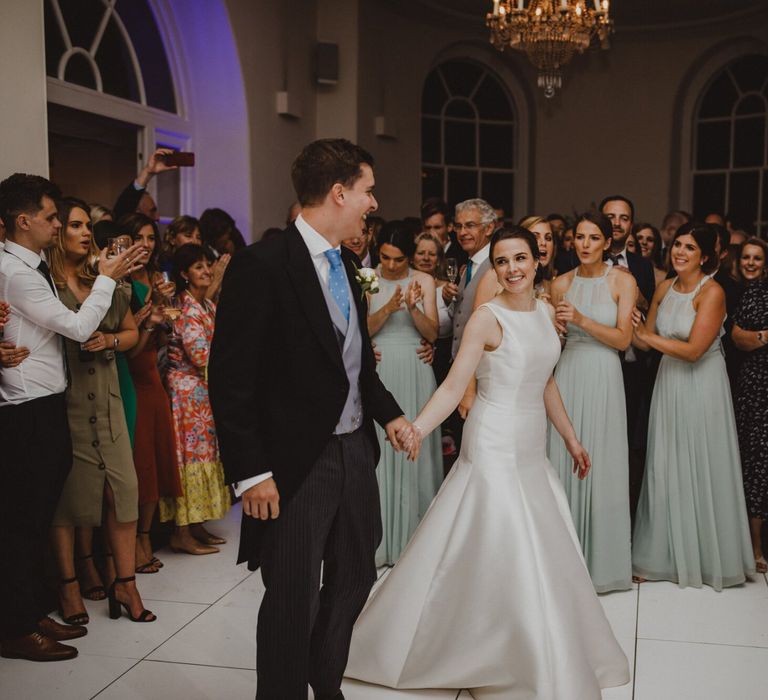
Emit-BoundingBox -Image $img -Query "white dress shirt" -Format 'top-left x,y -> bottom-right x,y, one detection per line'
233,214 -> 339,496
467,243 -> 490,279
608,247 -> 628,268
0,240 -> 116,405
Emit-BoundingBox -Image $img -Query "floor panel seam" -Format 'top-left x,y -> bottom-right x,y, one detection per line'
91,564 -> 256,697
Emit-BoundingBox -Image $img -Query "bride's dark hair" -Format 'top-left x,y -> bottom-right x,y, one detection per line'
489,226 -> 544,285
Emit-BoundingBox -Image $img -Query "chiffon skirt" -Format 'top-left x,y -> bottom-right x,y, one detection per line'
632,351 -> 755,590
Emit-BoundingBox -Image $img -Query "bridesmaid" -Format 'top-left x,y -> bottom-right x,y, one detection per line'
732,237 -> 768,573
548,212 -> 636,593
632,223 -> 754,590
368,222 -> 441,566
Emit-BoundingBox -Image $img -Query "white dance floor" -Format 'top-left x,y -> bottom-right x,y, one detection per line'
2,504 -> 767,700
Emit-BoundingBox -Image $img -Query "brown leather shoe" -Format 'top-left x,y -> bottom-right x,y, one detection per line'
38,616 -> 87,641
0,632 -> 78,661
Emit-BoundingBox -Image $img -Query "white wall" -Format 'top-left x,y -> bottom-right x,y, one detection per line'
0,0 -> 49,178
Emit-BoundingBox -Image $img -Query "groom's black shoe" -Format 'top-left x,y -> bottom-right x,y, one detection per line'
315,692 -> 344,700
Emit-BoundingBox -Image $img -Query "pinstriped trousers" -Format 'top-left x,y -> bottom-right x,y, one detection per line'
256,428 -> 381,700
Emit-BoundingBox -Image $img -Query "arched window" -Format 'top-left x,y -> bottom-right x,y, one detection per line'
693,54 -> 768,234
421,60 -> 517,216
44,0 -> 177,113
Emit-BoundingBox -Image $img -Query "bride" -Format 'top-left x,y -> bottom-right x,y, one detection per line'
345,226 -> 630,699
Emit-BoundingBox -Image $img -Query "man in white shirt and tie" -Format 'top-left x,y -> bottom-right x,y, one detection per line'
0,173 -> 139,662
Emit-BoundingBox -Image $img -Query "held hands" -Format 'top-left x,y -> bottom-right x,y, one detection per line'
98,243 -> 145,280
396,421 -> 423,461
566,438 -> 591,480
0,342 -> 30,368
241,477 -> 280,520
384,415 -> 415,454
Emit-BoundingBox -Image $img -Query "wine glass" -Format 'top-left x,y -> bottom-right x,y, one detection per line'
445,258 -> 459,284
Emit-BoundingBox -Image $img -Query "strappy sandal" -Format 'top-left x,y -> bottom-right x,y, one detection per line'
108,576 -> 156,622
756,557 -> 768,574
77,553 -> 106,600
59,577 -> 89,625
137,530 -> 163,568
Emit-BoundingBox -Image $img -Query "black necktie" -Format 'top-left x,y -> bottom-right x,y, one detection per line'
37,259 -> 56,292
610,254 -> 624,267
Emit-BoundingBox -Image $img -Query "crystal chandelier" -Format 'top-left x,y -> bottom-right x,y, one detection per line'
487,1 -> 614,98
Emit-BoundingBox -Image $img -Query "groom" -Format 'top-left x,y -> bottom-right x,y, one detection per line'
209,139 -> 410,700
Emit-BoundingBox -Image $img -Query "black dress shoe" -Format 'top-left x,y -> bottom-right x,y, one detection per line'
0,632 -> 78,661
315,692 -> 344,700
38,616 -> 87,641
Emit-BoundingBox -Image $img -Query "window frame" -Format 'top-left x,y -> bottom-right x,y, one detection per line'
421,57 -> 524,217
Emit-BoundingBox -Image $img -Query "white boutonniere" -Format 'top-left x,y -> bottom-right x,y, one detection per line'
355,267 -> 380,300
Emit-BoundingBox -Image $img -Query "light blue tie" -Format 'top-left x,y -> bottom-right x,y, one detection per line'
324,249 -> 350,322
465,259 -> 474,285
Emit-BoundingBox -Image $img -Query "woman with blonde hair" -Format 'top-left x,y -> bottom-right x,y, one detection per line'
519,215 -> 557,302
48,197 -> 156,624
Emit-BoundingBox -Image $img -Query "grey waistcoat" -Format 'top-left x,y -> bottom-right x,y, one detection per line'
318,270 -> 364,434
450,256 -> 492,359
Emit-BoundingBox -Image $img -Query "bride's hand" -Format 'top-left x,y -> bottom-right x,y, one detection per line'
397,423 -> 423,461
566,438 -> 591,480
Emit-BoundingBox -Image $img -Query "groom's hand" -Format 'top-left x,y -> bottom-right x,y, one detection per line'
385,415 -> 410,452
242,478 -> 280,520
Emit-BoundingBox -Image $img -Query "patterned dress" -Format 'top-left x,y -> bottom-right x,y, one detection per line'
733,277 -> 768,520
159,292 -> 230,526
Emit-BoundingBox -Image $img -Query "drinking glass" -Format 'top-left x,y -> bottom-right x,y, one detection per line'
445,258 -> 459,284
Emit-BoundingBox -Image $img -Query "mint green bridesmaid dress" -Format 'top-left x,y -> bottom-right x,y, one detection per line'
547,266 -> 633,593
369,270 -> 443,566
632,276 -> 754,590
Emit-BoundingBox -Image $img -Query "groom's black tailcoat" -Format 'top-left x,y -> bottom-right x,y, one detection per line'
209,223 -> 402,569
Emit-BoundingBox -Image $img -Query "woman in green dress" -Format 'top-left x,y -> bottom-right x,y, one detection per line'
367,222 -> 441,566
49,198 -> 156,624
548,212 -> 636,593
631,222 -> 754,590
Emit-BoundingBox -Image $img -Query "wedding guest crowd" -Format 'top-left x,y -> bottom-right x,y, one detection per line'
0,151 -> 242,661
0,140 -> 766,668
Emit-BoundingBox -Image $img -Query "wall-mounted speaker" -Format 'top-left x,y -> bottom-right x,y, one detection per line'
315,42 -> 339,86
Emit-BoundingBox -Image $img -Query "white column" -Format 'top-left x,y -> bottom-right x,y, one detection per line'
316,0 -> 359,140
0,0 -> 49,177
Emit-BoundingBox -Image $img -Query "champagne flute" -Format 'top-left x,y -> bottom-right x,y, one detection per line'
445,258 -> 459,284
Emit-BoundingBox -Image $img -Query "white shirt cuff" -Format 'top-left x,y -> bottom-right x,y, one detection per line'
233,472 -> 273,496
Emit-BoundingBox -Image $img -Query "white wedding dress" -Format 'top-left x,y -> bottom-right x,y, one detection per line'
345,300 -> 630,699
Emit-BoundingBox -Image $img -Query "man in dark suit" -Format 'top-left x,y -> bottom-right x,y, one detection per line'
599,195 -> 656,519
209,139 -> 411,700
421,197 -> 468,268
600,195 -> 655,308
112,147 -> 177,221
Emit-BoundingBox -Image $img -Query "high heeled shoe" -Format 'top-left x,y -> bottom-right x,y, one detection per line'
59,577 -> 89,625
77,553 -> 106,600
108,576 -> 156,622
137,530 -> 163,569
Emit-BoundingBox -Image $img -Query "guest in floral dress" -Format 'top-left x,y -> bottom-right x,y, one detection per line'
159,244 -> 230,554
